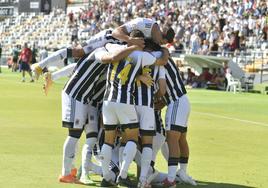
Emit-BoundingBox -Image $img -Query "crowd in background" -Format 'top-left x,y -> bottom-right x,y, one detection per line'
1,0 -> 267,86
70,0 -> 268,55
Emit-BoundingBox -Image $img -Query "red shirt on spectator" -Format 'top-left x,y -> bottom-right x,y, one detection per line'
20,48 -> 32,63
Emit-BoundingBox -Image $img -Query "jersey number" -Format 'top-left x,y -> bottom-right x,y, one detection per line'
110,61 -> 132,85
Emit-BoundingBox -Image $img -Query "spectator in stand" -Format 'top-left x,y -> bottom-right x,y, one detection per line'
18,43 -> 34,82
12,44 -> 20,72
209,39 -> 219,55
68,11 -> 74,24
200,40 -> 209,55
71,24 -> 79,43
1,0 -> 267,58
210,68 -> 226,89
173,39 -> 184,54
186,68 -> 196,86
196,68 -> 212,88
190,32 -> 201,54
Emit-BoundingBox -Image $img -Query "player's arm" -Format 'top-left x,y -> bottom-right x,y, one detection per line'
96,45 -> 142,64
155,79 -> 166,98
154,96 -> 166,110
112,24 -> 144,47
155,66 -> 166,98
154,48 -> 169,66
51,63 -> 76,81
154,66 -> 166,110
43,63 -> 76,95
71,47 -> 85,58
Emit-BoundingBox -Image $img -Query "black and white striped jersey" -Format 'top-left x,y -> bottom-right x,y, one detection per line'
90,70 -> 107,108
63,47 -> 108,104
134,64 -> 165,108
164,58 -> 187,105
155,110 -> 165,135
82,29 -> 124,54
103,51 -> 157,105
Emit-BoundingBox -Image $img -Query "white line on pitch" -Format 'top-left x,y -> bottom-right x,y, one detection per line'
192,111 -> 268,127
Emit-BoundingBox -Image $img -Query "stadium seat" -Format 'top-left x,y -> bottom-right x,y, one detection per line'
226,73 -> 242,94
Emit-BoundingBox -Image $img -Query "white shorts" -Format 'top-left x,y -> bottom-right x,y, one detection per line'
102,101 -> 138,130
165,95 -> 190,133
136,106 -> 156,136
84,104 -> 99,137
62,91 -> 87,129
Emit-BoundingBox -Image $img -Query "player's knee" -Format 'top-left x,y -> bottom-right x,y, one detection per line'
125,128 -> 139,142
167,130 -> 180,137
141,135 -> 153,145
68,128 -> 83,138
179,133 -> 187,144
104,130 -> 116,145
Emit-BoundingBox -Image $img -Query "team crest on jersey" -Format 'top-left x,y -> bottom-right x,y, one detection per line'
90,115 -> 94,121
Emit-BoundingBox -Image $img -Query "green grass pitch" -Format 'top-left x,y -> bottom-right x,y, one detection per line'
0,68 -> 268,188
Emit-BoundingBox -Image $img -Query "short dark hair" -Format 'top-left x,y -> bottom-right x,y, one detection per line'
163,27 -> 175,43
144,39 -> 161,51
129,29 -> 145,38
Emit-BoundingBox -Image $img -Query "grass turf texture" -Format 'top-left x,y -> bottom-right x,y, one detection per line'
0,68 -> 268,188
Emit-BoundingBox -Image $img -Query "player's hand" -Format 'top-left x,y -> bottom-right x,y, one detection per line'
138,74 -> 154,87
43,72 -> 53,96
128,37 -> 145,49
31,63 -> 43,80
154,98 -> 166,110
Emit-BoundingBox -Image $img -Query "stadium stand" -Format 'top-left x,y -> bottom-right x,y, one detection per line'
0,0 -> 267,84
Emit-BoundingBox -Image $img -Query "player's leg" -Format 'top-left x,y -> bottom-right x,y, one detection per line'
161,141 -> 169,161
116,103 -> 139,187
22,70 -> 25,82
162,101 -> 181,187
27,69 -> 34,82
21,62 -> 27,82
59,91 -> 87,183
79,104 -> 99,185
137,106 -> 156,188
151,110 -> 166,168
60,128 -> 82,183
175,96 -> 197,186
178,133 -> 189,174
119,131 -> 127,168
100,101 -> 118,186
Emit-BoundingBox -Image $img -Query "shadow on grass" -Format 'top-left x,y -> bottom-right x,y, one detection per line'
87,176 -> 255,188
152,180 -> 255,188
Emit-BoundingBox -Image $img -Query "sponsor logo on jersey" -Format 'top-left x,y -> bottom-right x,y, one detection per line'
90,115 -> 94,121
75,119 -> 80,125
145,23 -> 152,28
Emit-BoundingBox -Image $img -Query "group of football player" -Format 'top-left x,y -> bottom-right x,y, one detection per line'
32,17 -> 197,188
